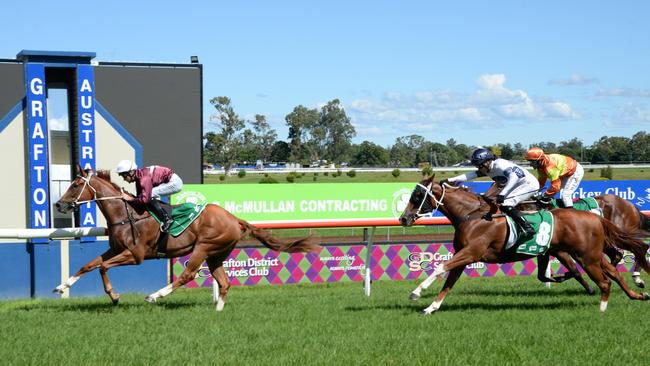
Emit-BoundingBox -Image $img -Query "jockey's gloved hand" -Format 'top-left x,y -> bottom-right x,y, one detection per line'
496,195 -> 505,204
538,195 -> 552,204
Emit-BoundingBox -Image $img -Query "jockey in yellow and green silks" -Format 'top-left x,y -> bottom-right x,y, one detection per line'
524,147 -> 584,208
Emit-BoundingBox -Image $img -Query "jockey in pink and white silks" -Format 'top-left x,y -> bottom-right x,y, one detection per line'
441,148 -> 540,236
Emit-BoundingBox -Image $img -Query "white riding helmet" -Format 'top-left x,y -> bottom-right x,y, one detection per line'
116,160 -> 137,174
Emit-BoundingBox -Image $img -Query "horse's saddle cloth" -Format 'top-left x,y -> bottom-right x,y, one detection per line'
148,202 -> 206,237
550,197 -> 602,216
505,211 -> 554,256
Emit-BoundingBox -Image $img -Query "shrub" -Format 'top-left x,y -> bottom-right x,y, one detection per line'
286,175 -> 295,183
392,168 -> 401,178
337,169 -> 342,177
588,168 -> 594,173
324,171 -> 329,176
237,170 -> 246,178
259,176 -> 278,184
346,169 -> 356,178
218,175 -> 226,181
600,166 -> 614,180
312,175 -> 318,181
421,166 -> 433,177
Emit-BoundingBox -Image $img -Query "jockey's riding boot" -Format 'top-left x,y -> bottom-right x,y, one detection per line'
502,206 -> 535,237
149,199 -> 174,232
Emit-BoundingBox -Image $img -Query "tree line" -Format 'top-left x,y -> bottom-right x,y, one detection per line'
203,96 -> 650,171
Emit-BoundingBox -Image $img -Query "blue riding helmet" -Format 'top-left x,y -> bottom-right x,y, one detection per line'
470,148 -> 496,167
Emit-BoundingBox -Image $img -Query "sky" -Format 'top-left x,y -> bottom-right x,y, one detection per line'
3,1 -> 649,148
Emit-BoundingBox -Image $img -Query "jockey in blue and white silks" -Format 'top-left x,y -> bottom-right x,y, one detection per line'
442,148 -> 539,236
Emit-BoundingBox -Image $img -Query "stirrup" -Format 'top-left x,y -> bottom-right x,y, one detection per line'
160,219 -> 174,232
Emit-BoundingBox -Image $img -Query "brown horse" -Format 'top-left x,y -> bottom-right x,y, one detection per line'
484,183 -> 650,291
399,176 -> 650,314
53,167 -> 320,310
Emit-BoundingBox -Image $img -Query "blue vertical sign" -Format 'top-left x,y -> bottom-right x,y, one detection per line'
77,65 -> 97,241
25,63 -> 49,243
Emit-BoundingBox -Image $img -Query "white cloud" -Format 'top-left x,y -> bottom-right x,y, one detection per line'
49,115 -> 69,131
549,74 -> 599,86
543,102 -> 579,118
596,88 -> 650,98
346,73 -> 578,138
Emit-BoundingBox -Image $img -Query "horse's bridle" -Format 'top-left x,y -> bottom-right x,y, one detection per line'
70,172 -> 123,208
413,182 -> 446,218
69,173 -> 144,238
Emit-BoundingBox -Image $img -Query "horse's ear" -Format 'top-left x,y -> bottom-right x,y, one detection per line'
75,164 -> 84,176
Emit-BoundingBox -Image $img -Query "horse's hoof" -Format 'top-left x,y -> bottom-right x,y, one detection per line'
144,296 -> 157,304
642,293 -> 650,301
419,309 -> 432,316
53,285 -> 65,294
634,279 -> 645,289
409,292 -> 421,301
586,288 -> 596,296
111,296 -> 120,306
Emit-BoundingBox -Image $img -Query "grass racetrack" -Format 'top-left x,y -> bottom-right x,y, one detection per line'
1,275 -> 649,365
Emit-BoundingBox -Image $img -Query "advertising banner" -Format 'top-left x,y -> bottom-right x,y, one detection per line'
173,242 -> 640,288
173,180 -> 650,223
171,179 -> 648,287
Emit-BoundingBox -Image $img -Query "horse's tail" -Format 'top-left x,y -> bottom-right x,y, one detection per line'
600,217 -> 650,273
238,219 -> 321,253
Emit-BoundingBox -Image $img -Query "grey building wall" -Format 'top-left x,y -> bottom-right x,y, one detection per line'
94,64 -> 203,183
0,62 -> 25,117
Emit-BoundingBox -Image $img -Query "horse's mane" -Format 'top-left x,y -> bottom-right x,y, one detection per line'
95,169 -> 122,192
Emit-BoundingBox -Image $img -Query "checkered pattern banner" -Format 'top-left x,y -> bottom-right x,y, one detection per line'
172,243 -> 640,288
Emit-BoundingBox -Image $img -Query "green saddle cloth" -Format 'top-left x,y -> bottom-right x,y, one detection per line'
550,197 -> 601,215
149,203 -> 206,237
506,211 -> 555,256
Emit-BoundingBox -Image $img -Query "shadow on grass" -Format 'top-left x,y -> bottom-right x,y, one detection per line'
344,300 -> 587,314
13,299 -> 206,313
453,287 -> 594,297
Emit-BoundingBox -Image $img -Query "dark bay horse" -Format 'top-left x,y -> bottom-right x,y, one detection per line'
54,167 -> 320,311
399,176 -> 650,314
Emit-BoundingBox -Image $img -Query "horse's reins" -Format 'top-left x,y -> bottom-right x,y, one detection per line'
70,173 -> 143,237
71,172 -> 123,207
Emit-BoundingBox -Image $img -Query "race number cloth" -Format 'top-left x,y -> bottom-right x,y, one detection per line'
149,203 -> 206,237
505,211 -> 554,255
551,197 -> 602,216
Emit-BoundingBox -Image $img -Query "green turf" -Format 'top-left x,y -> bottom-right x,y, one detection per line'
1,275 -> 648,365
204,167 -> 649,184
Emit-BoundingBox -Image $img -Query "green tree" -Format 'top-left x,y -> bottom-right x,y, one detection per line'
285,105 -> 319,163
390,135 -> 425,167
269,141 -> 291,162
588,136 -> 632,163
237,128 -> 257,163
319,99 -> 356,163
557,138 -> 583,161
630,131 -> 650,162
207,96 -> 245,173
251,114 -> 278,163
351,141 -> 388,166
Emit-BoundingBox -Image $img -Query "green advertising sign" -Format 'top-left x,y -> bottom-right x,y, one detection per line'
172,183 -> 416,221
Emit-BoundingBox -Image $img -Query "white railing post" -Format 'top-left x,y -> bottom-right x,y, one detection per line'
364,226 -> 376,297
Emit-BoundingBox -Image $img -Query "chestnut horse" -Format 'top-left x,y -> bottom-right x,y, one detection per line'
399,176 -> 650,314
532,195 -> 650,291
54,167 -> 320,311
485,183 -> 650,291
